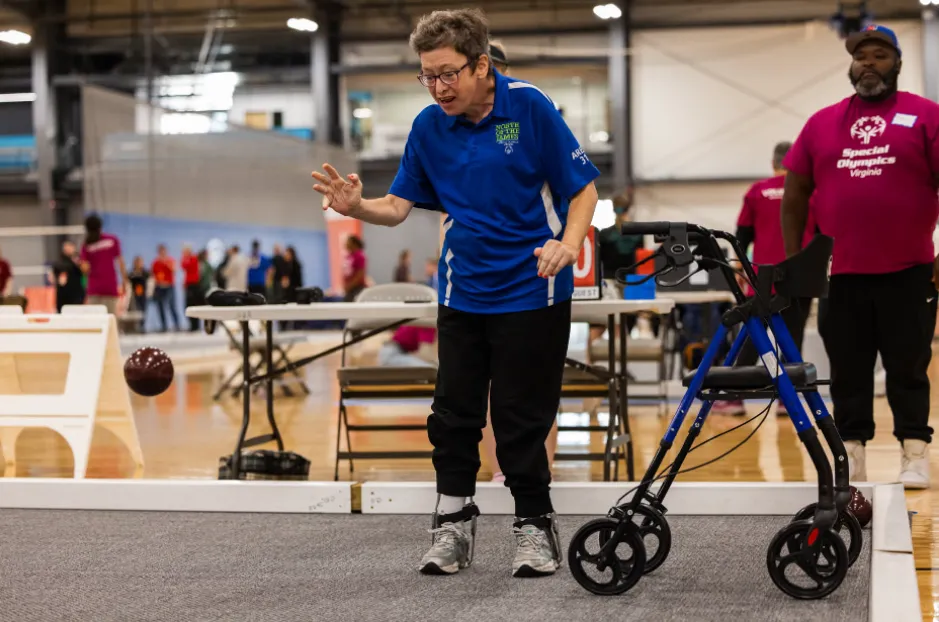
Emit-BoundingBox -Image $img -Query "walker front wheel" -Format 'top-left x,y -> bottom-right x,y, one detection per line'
568,518 -> 647,596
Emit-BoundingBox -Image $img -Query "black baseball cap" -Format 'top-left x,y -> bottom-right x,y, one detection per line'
489,42 -> 509,67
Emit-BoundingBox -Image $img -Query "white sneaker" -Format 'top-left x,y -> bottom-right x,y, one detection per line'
899,440 -> 930,490
845,441 -> 867,482
512,514 -> 562,577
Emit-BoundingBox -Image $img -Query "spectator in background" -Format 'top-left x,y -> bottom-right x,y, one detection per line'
248,239 -> 272,297
279,246 -> 303,330
215,249 -> 229,289
52,240 -> 84,312
80,215 -> 126,314
425,257 -> 439,290
222,244 -> 251,292
379,325 -> 438,367
270,244 -> 287,302
343,235 -> 367,302
151,244 -> 180,332
0,246 -> 12,300
198,250 -> 214,298
394,249 -> 412,282
181,245 -> 202,332
489,40 -> 509,74
128,256 -> 150,332
281,246 -> 303,301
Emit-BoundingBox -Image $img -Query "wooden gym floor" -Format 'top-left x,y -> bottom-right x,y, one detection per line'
2,335 -> 938,619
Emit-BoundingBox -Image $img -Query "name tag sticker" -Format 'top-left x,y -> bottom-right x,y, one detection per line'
892,113 -> 917,127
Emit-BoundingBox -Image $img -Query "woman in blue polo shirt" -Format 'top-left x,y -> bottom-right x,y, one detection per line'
312,8 -> 599,578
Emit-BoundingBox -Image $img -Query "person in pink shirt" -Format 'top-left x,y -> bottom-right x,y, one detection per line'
343,235 -> 368,302
714,142 -> 818,416
378,324 -> 437,367
79,214 -> 127,314
780,25 -> 939,489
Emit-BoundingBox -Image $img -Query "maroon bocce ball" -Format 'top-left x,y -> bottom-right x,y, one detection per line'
848,485 -> 873,528
124,347 -> 174,397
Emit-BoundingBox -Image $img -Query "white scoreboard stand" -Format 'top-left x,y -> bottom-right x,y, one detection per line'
573,226 -> 602,300
0,305 -> 144,478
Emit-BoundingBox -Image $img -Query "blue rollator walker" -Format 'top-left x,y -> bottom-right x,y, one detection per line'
567,221 -> 863,600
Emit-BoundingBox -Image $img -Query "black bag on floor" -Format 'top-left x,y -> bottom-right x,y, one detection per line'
218,450 -> 310,480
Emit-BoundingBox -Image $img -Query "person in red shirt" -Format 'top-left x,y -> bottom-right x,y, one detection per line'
714,142 -> 818,416
781,25 -> 939,489
0,246 -> 12,300
180,245 -> 202,332
151,244 -> 180,332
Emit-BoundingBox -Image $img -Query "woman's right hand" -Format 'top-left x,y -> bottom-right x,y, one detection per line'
312,163 -> 362,216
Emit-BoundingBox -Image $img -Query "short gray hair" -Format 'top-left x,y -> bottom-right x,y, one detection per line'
773,141 -> 792,169
409,8 -> 490,64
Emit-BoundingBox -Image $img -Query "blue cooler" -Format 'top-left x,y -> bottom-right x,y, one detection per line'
623,275 -> 656,300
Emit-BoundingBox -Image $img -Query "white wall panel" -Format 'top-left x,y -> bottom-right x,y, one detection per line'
632,20 -> 924,181
229,87 -> 315,129
633,182 -> 752,236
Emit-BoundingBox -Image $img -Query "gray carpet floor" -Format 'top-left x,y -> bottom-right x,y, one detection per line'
0,510 -> 870,622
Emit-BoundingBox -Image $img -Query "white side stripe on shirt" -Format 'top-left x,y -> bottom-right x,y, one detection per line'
540,182 -> 562,306
442,218 -> 455,306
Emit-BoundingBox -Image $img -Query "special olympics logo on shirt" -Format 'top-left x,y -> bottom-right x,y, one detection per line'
495,121 -> 520,154
850,116 -> 886,145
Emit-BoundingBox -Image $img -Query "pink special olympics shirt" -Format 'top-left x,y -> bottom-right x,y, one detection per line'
783,91 -> 939,275
80,233 -> 122,297
738,174 -> 817,267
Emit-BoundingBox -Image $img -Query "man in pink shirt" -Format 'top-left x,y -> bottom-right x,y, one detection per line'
781,25 -> 939,489
79,215 -> 127,314
715,142 -> 818,416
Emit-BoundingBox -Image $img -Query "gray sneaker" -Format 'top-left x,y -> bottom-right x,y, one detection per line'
512,513 -> 562,577
419,503 -> 479,575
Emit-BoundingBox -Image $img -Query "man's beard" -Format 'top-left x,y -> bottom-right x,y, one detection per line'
849,64 -> 900,100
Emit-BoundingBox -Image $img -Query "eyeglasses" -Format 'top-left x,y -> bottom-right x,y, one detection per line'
417,61 -> 471,87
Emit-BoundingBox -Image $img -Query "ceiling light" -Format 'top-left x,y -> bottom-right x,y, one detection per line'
0,93 -> 36,103
352,107 -> 373,119
593,4 -> 622,20
287,18 -> 319,32
0,30 -> 31,45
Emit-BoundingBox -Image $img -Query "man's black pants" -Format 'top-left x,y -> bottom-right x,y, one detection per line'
429,300 -> 571,518
736,297 -> 813,367
818,264 -> 936,444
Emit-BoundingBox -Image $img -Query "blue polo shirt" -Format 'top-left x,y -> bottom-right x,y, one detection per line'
248,253 -> 272,287
389,71 -> 600,314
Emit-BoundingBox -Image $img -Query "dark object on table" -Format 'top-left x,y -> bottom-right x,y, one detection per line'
124,347 -> 174,397
848,485 -> 872,528
207,290 -> 267,307
218,450 -> 311,480
296,286 -> 324,304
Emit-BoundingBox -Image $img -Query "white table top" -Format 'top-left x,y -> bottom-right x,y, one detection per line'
662,290 -> 736,304
186,298 -> 676,323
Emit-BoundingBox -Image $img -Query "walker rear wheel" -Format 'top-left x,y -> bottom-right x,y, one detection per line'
791,503 -> 862,567
767,519 -> 849,600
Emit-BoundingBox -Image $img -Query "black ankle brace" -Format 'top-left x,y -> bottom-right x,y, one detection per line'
435,502 -> 480,527
514,514 -> 553,530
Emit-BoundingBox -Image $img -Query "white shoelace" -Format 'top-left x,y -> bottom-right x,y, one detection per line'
513,527 -> 547,557
428,523 -> 466,549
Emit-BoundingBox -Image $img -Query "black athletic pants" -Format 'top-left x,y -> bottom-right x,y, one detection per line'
429,300 -> 571,518
818,264 -> 936,444
736,297 -> 813,367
